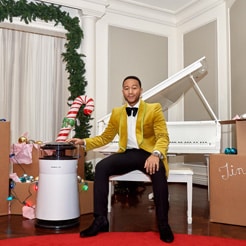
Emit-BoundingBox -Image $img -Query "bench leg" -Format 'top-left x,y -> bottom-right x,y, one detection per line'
108,181 -> 112,212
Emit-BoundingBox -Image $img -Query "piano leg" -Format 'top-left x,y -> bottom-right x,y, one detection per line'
187,176 -> 193,224
205,155 -> 210,201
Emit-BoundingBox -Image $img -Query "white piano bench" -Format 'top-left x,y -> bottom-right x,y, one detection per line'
108,168 -> 194,224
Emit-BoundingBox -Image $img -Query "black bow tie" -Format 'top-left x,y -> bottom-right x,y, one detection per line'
126,107 -> 138,117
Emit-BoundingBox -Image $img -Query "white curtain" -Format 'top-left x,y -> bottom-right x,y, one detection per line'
0,28 -> 70,144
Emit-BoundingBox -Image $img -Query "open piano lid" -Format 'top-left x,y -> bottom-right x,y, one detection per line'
98,56 -> 217,123
143,56 -> 217,121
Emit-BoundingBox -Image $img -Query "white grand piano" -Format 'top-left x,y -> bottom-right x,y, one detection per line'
95,57 -> 221,224
97,56 -> 221,161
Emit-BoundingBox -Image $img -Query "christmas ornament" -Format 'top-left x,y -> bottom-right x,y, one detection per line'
79,178 -> 89,191
35,140 -> 43,145
224,147 -> 237,154
18,136 -> 27,143
81,182 -> 89,191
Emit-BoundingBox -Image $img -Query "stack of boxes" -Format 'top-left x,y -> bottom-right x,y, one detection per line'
209,120 -> 246,226
9,142 -> 93,216
0,122 -> 94,217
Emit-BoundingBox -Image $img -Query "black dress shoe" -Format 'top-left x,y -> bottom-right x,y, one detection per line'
80,216 -> 109,237
159,224 -> 174,243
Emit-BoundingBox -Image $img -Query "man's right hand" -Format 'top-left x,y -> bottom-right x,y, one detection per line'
66,138 -> 84,145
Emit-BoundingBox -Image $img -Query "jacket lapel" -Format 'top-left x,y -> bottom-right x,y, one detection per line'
118,105 -> 128,151
136,100 -> 146,146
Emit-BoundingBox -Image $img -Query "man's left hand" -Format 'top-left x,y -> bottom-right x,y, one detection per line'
144,155 -> 160,174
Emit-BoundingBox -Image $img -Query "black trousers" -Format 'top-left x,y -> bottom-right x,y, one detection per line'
93,148 -> 169,226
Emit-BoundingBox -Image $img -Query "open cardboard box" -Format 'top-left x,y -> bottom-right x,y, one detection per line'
220,119 -> 246,154
235,120 -> 246,154
210,119 -> 246,226
209,154 -> 246,226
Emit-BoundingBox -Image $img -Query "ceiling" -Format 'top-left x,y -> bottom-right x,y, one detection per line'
131,0 -> 200,13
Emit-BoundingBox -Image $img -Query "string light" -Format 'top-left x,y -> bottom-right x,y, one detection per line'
9,180 -> 15,189
7,196 -> 14,201
8,147 -> 38,206
8,179 -> 37,209
77,176 -> 89,191
23,201 -> 32,207
34,182 -> 38,191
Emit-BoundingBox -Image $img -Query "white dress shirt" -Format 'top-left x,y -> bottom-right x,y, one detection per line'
126,101 -> 140,149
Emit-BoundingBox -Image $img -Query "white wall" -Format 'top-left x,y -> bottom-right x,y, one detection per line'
108,26 -> 168,110
95,9 -> 177,129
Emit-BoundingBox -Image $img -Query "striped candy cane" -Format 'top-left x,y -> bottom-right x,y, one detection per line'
56,95 -> 94,142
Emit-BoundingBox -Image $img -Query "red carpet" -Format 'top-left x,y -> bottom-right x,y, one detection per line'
1,232 -> 246,246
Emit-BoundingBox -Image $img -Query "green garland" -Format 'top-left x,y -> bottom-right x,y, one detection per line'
0,0 -> 92,139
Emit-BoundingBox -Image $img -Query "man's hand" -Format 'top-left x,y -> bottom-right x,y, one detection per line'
144,154 -> 160,175
66,138 -> 84,145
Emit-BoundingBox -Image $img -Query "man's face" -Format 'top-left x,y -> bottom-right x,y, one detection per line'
122,78 -> 142,106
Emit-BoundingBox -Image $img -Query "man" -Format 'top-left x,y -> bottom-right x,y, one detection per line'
67,76 -> 174,243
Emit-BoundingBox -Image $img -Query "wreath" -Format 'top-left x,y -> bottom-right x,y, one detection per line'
0,0 -> 92,139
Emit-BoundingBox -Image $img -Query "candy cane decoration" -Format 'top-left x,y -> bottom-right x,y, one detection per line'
56,95 -> 94,142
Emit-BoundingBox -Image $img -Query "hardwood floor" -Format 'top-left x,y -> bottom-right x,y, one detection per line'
0,183 -> 245,240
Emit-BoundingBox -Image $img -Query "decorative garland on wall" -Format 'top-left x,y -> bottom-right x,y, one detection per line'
0,0 -> 92,139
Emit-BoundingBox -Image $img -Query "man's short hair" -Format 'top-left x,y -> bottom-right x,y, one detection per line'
122,76 -> 142,88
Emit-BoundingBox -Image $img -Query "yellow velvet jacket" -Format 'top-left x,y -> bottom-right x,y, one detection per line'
85,100 -> 170,176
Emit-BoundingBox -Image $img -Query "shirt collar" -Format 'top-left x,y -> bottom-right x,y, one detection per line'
127,101 -> 140,108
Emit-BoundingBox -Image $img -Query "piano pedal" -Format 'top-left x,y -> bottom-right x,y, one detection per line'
148,192 -> 154,201
148,193 -> 171,201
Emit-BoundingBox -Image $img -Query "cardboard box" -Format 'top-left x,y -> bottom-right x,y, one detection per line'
12,145 -> 40,178
9,182 -> 37,215
209,154 -> 246,226
68,146 -> 85,179
78,181 -> 94,215
0,122 -> 10,215
220,119 -> 246,155
235,120 -> 246,155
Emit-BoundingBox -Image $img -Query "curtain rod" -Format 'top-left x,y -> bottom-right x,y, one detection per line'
0,22 -> 66,39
